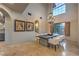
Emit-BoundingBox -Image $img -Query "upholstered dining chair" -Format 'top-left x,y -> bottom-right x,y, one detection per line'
48,35 -> 65,51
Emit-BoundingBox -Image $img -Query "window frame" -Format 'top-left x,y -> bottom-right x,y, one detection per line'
53,3 -> 66,16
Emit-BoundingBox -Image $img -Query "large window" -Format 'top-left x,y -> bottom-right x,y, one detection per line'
53,23 -> 65,35
53,3 -> 66,16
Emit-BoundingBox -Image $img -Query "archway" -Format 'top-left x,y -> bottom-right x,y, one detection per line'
0,8 -> 12,43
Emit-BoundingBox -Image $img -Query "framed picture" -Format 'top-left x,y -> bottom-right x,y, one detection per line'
25,22 -> 34,31
14,20 -> 25,32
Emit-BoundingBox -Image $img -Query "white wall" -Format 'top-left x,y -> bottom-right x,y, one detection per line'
53,3 -> 78,42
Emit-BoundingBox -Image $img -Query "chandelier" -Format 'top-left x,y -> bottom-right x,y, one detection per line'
47,13 -> 55,23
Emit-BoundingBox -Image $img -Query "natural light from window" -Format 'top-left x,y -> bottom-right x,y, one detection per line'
53,3 -> 66,16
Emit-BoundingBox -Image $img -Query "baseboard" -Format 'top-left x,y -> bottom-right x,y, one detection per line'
5,40 -> 35,45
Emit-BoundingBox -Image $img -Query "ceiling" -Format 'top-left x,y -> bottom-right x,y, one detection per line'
2,3 -> 29,13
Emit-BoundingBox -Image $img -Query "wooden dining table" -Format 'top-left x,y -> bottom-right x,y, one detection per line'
37,34 -> 59,47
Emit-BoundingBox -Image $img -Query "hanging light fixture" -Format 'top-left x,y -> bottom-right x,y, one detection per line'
47,13 -> 55,23
47,3 -> 55,24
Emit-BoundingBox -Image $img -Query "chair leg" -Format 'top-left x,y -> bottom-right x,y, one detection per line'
57,44 -> 59,48
51,45 -> 53,48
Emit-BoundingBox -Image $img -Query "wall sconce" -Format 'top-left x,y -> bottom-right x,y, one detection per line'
35,20 -> 39,33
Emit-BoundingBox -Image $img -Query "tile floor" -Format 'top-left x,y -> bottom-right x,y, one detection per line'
0,39 -> 79,56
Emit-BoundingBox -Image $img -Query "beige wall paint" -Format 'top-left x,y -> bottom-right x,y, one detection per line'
67,4 -> 78,42
53,3 -> 78,42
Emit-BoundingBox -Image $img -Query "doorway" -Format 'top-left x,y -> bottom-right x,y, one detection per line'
0,8 -> 11,42
0,11 -> 5,41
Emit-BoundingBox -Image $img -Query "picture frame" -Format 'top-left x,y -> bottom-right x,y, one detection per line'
14,20 -> 25,32
25,22 -> 34,31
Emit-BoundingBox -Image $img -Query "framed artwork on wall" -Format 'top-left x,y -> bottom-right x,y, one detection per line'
14,20 -> 25,32
25,22 -> 34,31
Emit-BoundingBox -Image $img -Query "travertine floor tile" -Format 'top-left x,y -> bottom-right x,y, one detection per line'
0,40 -> 79,56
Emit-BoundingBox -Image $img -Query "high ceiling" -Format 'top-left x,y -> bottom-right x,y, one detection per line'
2,3 -> 29,13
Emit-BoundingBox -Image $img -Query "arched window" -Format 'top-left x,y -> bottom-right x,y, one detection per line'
35,20 -> 39,33
53,3 -> 66,16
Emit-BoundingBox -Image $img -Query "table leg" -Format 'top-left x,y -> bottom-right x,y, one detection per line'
47,43 -> 50,47
55,45 -> 56,51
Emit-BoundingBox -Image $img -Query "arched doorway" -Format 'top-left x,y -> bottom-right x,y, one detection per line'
0,8 -> 11,42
